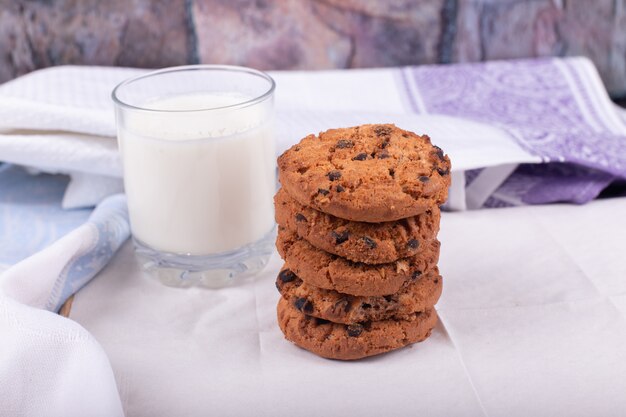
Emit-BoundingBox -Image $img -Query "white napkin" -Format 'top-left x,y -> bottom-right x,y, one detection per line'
0,194 -> 129,417
0,66 -> 138,208
0,296 -> 124,417
2,58 -> 624,210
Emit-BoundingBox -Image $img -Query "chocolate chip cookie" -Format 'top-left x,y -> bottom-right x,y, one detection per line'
277,124 -> 451,223
275,187 -> 440,264
276,227 -> 440,296
277,297 -> 438,360
276,266 -> 442,324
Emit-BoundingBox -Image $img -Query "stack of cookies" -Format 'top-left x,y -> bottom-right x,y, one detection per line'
274,124 -> 451,360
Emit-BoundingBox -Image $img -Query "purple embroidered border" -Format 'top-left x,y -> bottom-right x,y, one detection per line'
399,58 -> 626,207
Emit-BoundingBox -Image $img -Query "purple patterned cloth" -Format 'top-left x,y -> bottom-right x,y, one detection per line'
402,57 -> 626,208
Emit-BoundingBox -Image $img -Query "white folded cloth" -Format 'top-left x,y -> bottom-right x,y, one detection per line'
0,296 -> 124,417
0,194 -> 129,417
1,57 -> 624,210
0,194 -> 129,311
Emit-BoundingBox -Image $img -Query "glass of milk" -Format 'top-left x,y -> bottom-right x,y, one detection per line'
112,65 -> 276,288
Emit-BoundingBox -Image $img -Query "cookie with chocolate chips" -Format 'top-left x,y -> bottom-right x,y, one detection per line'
277,297 -> 438,360
277,124 -> 451,222
276,266 -> 442,324
276,227 -> 440,297
274,187 -> 440,264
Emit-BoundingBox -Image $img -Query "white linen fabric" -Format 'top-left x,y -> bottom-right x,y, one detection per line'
0,194 -> 129,417
2,59 -> 626,416
0,194 -> 129,312
70,197 -> 626,417
1,57 -> 624,210
0,296 -> 124,417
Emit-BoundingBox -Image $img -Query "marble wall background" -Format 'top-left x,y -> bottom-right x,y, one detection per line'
1,0 -> 625,96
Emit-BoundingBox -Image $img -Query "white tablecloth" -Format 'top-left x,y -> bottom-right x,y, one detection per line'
70,197 -> 626,417
3,60 -> 626,417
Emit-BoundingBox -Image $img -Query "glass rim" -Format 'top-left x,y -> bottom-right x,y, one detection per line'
111,64 -> 275,113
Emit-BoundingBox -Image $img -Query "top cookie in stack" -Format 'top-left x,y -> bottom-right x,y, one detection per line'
274,124 -> 451,360
277,124 -> 450,223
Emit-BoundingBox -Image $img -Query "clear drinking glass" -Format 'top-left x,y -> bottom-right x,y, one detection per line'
112,65 -> 276,288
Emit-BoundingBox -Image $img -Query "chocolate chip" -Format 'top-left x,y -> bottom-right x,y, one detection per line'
336,139 -> 354,149
335,185 -> 345,193
433,146 -> 445,161
377,151 -> 390,159
275,281 -> 281,292
314,317 -> 331,325
294,297 -> 314,314
346,324 -> 364,337
278,269 -> 297,283
361,236 -> 377,249
295,213 -> 307,222
381,140 -> 390,149
318,188 -> 330,196
328,170 -> 342,181
407,239 -> 419,249
352,153 -> 368,161
419,176 -> 430,182
361,303 -> 372,310
373,125 -> 392,137
332,230 -> 350,245
383,295 -> 394,302
437,167 -> 450,176
411,271 -> 422,280
433,278 -> 440,284
334,297 -> 352,313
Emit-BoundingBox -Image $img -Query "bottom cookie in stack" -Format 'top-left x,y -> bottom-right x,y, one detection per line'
275,267 -> 441,360
277,298 -> 438,361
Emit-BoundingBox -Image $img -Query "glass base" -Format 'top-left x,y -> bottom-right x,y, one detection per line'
133,227 -> 276,288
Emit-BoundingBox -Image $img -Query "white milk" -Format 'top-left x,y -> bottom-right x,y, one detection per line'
118,93 -> 276,255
